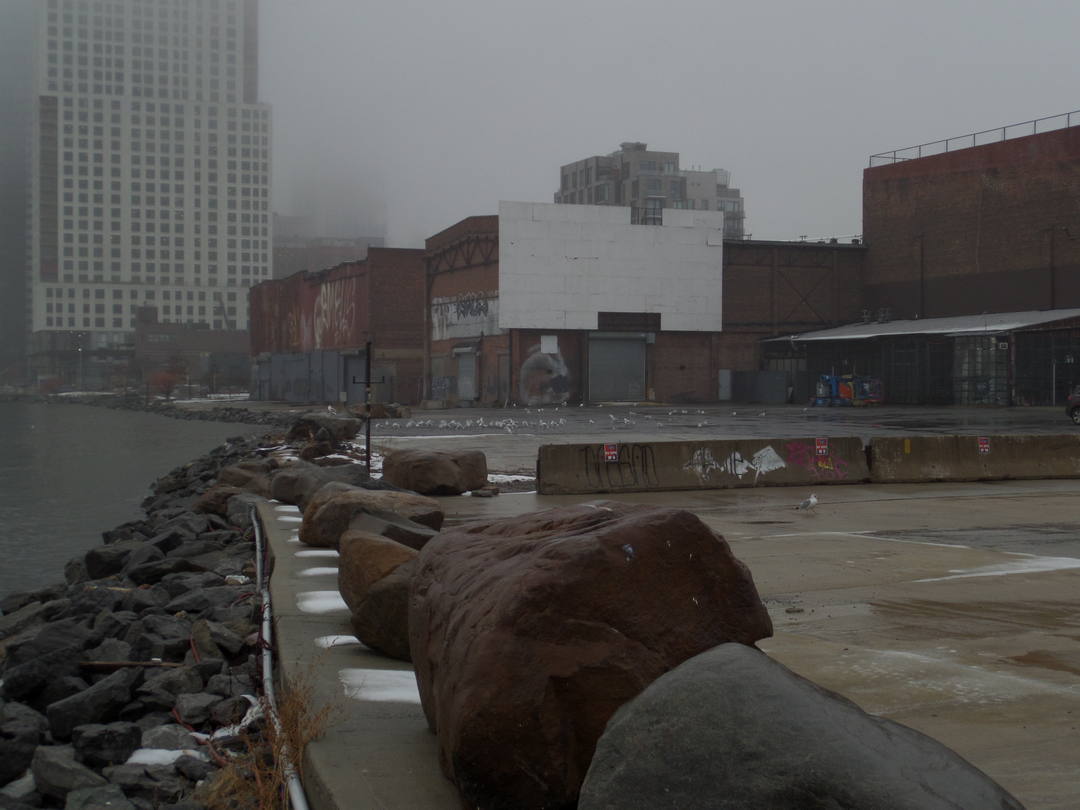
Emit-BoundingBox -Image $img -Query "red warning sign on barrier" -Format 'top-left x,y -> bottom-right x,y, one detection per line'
603,443 -> 619,462
815,438 -> 829,457
977,436 -> 990,455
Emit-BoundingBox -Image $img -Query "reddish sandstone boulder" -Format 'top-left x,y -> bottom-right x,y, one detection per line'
337,530 -> 417,612
409,501 -> 772,810
382,449 -> 487,496
216,463 -> 271,497
300,488 -> 443,549
193,485 -> 245,516
351,558 -> 417,661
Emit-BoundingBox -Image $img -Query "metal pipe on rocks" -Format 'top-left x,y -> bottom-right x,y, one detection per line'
252,507 -> 311,810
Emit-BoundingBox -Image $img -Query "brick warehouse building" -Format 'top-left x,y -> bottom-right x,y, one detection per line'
249,247 -> 425,404
863,124 -> 1080,317
779,115 -> 1080,405
424,203 -> 863,406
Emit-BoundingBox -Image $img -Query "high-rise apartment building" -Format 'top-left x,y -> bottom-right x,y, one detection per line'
0,1 -> 36,384
27,0 -> 271,382
554,142 -> 746,238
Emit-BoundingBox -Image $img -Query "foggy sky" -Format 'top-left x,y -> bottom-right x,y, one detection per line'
262,0 -> 1080,247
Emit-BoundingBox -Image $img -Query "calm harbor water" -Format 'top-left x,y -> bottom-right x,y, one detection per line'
0,401 -> 258,601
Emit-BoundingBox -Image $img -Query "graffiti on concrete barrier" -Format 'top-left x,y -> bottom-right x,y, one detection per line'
580,443 -> 658,489
683,445 -> 786,483
785,440 -> 849,480
520,343 -> 570,406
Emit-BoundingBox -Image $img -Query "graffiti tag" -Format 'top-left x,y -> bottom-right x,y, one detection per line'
785,440 -> 849,480
683,446 -> 786,483
580,444 -> 659,490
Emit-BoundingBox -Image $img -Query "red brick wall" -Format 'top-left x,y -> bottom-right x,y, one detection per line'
863,127 -> 1080,317
249,248 -> 425,356
425,217 -> 502,403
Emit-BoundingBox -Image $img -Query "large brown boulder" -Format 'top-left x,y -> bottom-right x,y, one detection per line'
300,488 -> 443,549
285,412 -> 362,444
409,501 -> 772,810
270,464 -> 402,510
382,449 -> 487,495
216,463 -> 271,497
351,558 -> 417,661
193,485 -> 245,516
337,530 -> 417,612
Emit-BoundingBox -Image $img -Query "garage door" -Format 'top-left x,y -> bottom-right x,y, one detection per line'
457,351 -> 477,401
589,337 -> 646,402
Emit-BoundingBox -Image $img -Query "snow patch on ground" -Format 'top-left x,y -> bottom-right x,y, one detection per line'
315,634 -> 364,649
488,473 -> 536,483
295,549 -> 339,558
339,668 -> 421,703
126,748 -> 207,766
915,553 -> 1080,582
297,567 -> 338,578
297,591 -> 348,614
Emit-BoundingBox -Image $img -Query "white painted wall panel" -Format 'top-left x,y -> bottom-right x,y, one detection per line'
499,201 -> 724,332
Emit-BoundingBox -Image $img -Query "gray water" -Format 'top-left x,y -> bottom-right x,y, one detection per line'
0,402 -> 258,601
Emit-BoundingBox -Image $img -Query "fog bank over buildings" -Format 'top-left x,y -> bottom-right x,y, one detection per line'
258,0 -> 1080,247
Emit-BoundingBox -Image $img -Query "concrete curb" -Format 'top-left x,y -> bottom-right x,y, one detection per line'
258,501 -> 457,810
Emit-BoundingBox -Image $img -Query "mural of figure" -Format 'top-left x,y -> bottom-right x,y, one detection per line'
519,345 -> 570,406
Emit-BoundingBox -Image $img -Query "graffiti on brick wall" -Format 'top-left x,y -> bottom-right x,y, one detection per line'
431,292 -> 500,341
784,440 -> 850,480
520,344 -> 570,406
683,446 -> 786,483
579,444 -> 659,489
430,376 -> 451,400
311,276 -> 360,349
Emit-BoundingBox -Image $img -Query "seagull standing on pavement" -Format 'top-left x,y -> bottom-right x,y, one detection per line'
795,493 -> 818,511
327,405 -> 337,415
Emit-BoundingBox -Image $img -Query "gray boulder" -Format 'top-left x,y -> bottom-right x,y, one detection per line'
70,722 -> 142,768
140,724 -> 199,752
83,542 -> 142,580
173,693 -> 220,727
30,746 -> 107,801
0,737 -> 36,787
580,643 -> 1024,810
64,783 -> 137,810
99,764 -> 186,805
225,493 -> 263,529
46,668 -> 141,741
1,648 -> 83,702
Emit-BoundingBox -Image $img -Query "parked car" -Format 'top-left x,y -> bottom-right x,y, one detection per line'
1067,388 -> 1080,424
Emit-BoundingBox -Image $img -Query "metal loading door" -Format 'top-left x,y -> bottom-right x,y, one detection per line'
588,337 -> 645,402
457,351 -> 477,401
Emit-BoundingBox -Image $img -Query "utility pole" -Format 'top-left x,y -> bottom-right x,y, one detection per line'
350,340 -> 384,480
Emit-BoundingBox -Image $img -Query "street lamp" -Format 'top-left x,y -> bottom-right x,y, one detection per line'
77,346 -> 83,391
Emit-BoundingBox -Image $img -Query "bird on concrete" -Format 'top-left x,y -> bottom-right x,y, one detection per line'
795,493 -> 818,511
326,405 -> 337,415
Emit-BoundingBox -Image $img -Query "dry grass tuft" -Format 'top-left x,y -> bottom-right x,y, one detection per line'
199,660 -> 338,809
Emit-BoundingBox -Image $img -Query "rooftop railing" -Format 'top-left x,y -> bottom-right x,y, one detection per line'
869,109 -> 1080,166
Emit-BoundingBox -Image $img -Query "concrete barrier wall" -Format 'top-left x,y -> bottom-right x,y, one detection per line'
869,434 -> 1080,483
537,437 -> 869,495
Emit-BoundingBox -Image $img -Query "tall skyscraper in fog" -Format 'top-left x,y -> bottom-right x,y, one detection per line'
27,0 -> 271,381
0,1 -> 35,384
